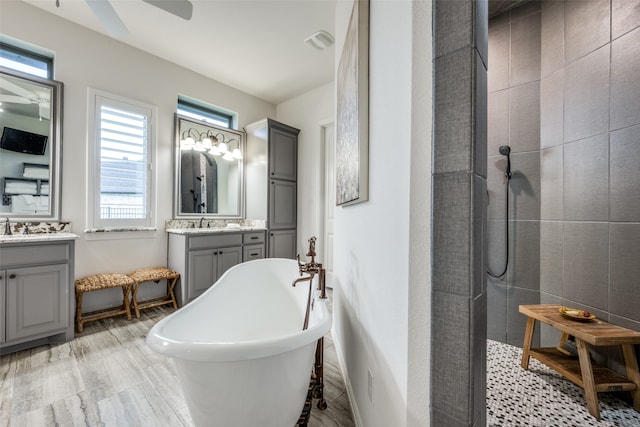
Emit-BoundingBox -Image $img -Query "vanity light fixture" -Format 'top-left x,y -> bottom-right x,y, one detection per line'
180,128 -> 241,161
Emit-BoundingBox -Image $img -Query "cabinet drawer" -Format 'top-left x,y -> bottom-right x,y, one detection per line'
188,233 -> 242,250
243,231 -> 265,244
0,243 -> 70,268
243,244 -> 265,261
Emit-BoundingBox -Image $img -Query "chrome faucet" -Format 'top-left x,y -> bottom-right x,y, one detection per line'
4,218 -> 11,235
199,216 -> 206,228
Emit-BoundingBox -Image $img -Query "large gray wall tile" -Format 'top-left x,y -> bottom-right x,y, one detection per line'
506,286 -> 540,347
475,52 -> 488,179
434,48 -> 473,173
539,292 -> 563,347
564,46 -> 610,142
541,0 -> 565,77
563,134 -> 609,221
510,151 -> 541,221
431,291 -> 471,422
540,145 -> 563,220
509,82 -> 540,153
476,0 -> 489,67
610,224 -> 640,322
487,155 -> 509,220
610,27 -> 640,131
540,221 -> 563,296
472,175 -> 487,298
488,90 -> 509,157
540,70 -> 564,148
434,0 -> 473,58
432,173 -> 471,296
563,222 -> 609,310
612,0 -> 640,40
471,292 -> 487,424
510,10 -> 541,86
507,220 -> 540,290
610,124 -> 640,221
487,277 -> 507,342
487,219 -> 507,276
564,0 -> 610,64
488,21 -> 510,92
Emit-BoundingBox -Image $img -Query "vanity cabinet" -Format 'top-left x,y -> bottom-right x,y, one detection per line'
0,239 -> 75,354
245,118 -> 300,259
168,230 -> 266,306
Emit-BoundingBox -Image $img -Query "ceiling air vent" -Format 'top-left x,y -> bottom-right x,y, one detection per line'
304,30 -> 335,50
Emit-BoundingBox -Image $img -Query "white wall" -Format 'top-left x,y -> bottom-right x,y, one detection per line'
332,0 -> 432,426
276,81 -> 335,256
2,1 -> 275,309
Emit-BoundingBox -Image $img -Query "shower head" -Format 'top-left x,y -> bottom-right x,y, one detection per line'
499,145 -> 511,156
498,145 -> 512,179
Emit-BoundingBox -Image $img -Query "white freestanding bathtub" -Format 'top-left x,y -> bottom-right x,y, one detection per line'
146,258 -> 331,427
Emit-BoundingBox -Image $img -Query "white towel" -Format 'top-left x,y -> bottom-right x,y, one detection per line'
11,195 -> 36,212
40,183 -> 49,195
36,196 -> 49,209
23,166 -> 49,179
5,181 -> 38,194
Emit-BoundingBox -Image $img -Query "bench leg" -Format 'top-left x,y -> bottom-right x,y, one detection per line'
167,277 -> 179,309
123,284 -> 132,320
75,291 -> 84,333
576,338 -> 600,420
131,282 -> 142,319
621,344 -> 640,412
521,317 -> 536,369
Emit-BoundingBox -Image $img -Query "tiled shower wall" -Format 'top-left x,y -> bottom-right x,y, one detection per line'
487,0 -> 640,363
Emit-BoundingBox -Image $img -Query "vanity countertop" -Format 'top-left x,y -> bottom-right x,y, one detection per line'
0,232 -> 80,244
166,227 -> 266,235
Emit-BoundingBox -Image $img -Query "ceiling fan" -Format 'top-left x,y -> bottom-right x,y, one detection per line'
82,0 -> 193,38
0,76 -> 51,120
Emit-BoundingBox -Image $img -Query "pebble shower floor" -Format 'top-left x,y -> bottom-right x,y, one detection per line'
487,339 -> 640,426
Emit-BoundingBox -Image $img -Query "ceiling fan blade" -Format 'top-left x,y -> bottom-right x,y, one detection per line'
0,94 -> 31,104
142,0 -> 193,20
0,76 -> 36,99
85,0 -> 129,37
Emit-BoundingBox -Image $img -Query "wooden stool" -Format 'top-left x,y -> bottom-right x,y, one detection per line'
128,267 -> 180,318
75,273 -> 134,333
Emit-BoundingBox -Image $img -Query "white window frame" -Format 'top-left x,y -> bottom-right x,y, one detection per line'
87,88 -> 156,231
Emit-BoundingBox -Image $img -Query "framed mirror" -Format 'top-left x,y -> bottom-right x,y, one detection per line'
174,115 -> 244,218
0,67 -> 62,221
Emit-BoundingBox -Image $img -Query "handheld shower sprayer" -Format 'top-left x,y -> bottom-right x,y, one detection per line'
487,145 -> 513,279
499,145 -> 512,179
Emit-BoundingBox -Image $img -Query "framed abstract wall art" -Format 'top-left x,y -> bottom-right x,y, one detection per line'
336,0 -> 369,206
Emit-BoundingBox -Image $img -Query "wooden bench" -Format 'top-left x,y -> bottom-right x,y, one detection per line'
75,273 -> 134,333
127,267 -> 179,318
519,304 -> 640,420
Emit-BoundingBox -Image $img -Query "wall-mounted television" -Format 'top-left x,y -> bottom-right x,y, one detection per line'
0,127 -> 48,155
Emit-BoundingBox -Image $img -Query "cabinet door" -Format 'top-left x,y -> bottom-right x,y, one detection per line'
6,264 -> 69,342
188,249 -> 218,302
269,127 -> 297,181
269,229 -> 297,259
0,275 -> 5,344
269,179 -> 297,229
217,246 -> 242,278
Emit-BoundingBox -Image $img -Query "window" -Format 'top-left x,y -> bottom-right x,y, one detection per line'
88,89 -> 155,230
177,97 -> 233,128
0,42 -> 53,79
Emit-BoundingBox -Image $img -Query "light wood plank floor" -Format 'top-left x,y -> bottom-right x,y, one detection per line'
0,294 -> 355,427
